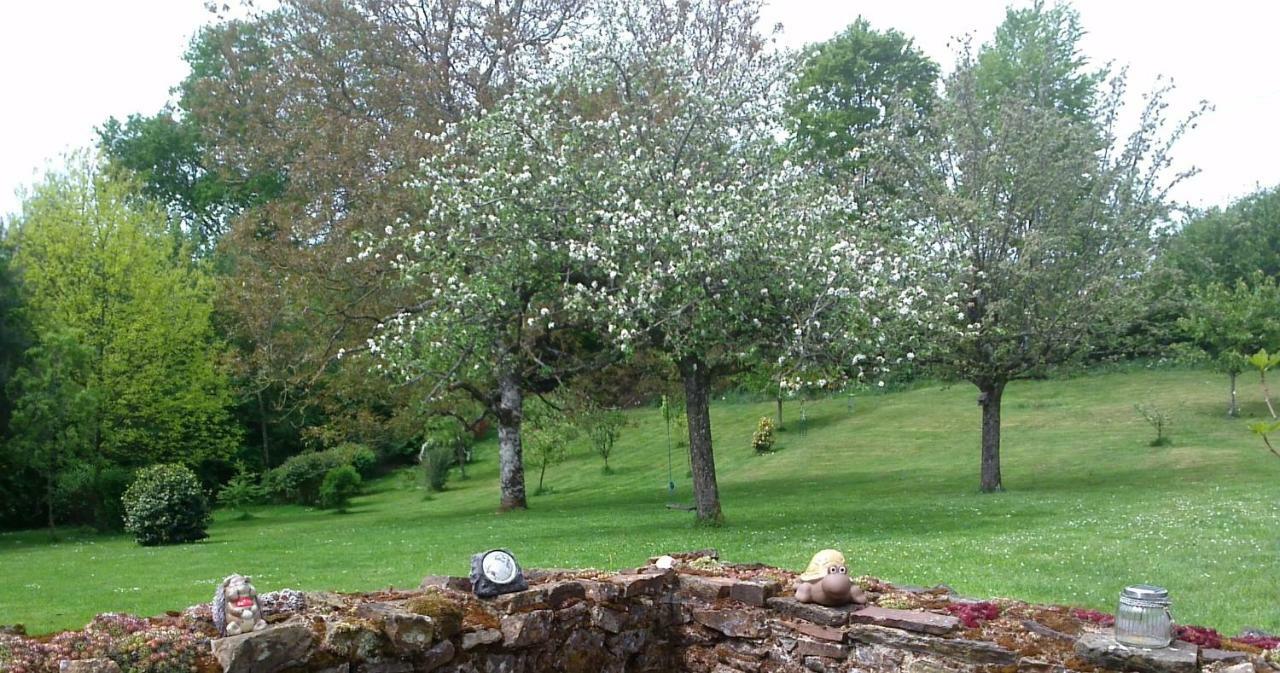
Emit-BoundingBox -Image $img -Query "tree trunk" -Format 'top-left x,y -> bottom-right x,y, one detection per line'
1228,371 -> 1239,417
495,369 -> 527,511
680,357 -> 723,523
978,381 -> 1005,493
776,394 -> 784,429
46,468 -> 56,538
256,389 -> 271,468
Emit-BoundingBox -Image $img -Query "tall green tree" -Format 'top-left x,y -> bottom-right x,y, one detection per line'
1163,186 -> 1280,288
6,328 -> 99,535
10,155 -> 240,481
0,239 -> 41,529
975,0 -> 1106,122
0,240 -> 30,438
97,22 -> 286,256
788,17 -> 939,177
897,19 -> 1202,492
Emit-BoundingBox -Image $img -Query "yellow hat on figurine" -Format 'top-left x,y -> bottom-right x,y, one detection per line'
799,549 -> 846,582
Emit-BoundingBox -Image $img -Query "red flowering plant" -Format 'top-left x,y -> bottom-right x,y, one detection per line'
1070,608 -> 1116,627
946,602 -> 1001,629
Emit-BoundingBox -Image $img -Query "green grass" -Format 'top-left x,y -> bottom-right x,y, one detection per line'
1,367 -> 1277,636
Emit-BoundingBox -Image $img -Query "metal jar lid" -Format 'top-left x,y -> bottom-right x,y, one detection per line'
1122,584 -> 1170,604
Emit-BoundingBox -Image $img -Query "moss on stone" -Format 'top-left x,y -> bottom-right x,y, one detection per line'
405,592 -> 463,637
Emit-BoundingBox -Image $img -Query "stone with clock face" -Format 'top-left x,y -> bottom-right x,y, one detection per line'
469,548 -> 528,598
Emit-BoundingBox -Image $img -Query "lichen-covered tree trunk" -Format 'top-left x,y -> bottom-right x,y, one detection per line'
496,369 -> 527,511
681,357 -> 723,523
979,381 -> 1005,493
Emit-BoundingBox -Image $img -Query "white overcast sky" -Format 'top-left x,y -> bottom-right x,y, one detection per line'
2,1 -> 1278,219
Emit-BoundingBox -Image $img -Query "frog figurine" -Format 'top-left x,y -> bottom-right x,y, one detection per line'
794,549 -> 868,607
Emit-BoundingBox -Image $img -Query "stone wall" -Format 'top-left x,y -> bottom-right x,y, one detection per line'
6,553 -> 1274,673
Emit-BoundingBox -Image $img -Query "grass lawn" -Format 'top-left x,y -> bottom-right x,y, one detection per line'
1,367 -> 1277,636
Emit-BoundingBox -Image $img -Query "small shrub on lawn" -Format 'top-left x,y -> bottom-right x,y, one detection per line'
421,444 -> 454,492
319,465 -> 362,511
1135,402 -> 1174,446
218,470 -> 266,519
122,464 -> 210,546
267,444 -> 376,505
752,416 -> 776,454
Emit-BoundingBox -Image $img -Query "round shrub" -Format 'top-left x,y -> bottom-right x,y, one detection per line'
122,463 -> 211,546
318,465 -> 362,510
332,442 -> 378,477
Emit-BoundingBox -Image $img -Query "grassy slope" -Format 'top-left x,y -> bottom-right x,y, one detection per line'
1,367 -> 1276,635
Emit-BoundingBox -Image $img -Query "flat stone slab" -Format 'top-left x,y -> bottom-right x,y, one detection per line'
728,579 -> 781,607
1074,633 -> 1198,673
766,597 -> 854,627
678,574 -> 738,600
850,607 -> 960,635
460,629 -> 502,650
490,580 -> 585,613
1200,648 -> 1248,664
846,624 -> 1018,666
692,608 -> 768,639
609,571 -> 676,597
785,620 -> 846,642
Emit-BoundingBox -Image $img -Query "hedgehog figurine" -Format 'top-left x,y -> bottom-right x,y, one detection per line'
213,574 -> 268,636
794,549 -> 868,607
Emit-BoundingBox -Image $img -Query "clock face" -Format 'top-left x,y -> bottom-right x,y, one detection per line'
481,550 -> 518,584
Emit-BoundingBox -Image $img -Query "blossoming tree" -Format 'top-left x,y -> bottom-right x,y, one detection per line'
367,0 -> 917,520
552,0 -> 919,522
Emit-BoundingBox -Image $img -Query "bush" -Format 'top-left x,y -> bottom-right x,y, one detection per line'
218,471 -> 266,519
122,464 -> 211,546
318,465 -> 362,511
422,444 -> 455,492
1135,402 -> 1174,446
332,442 -> 378,477
266,444 -> 376,505
752,416 -> 776,454
55,463 -> 134,532
578,402 -> 625,473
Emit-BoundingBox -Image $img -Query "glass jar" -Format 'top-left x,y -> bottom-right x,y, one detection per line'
1115,584 -> 1173,648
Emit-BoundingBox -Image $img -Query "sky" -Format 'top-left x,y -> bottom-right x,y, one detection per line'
2,1 -> 1278,219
